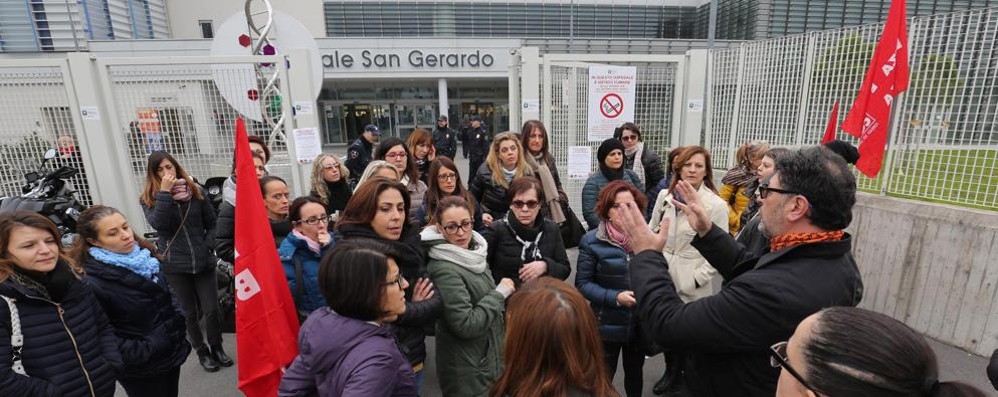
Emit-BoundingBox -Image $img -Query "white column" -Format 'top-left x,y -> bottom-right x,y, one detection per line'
438,78 -> 449,119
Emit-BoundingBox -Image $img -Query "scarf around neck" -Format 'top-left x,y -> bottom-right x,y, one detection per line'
500,166 -> 517,184
89,246 -> 161,281
625,142 -> 647,188
505,212 -> 544,262
420,227 -> 489,273
325,180 -> 352,214
292,229 -> 323,255
769,230 -> 844,252
722,164 -> 758,187
604,222 -> 632,253
526,154 -> 566,223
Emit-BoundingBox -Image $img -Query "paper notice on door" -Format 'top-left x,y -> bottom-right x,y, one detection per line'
292,127 -> 322,164
567,146 -> 593,179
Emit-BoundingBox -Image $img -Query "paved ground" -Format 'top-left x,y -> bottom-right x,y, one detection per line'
117,146 -> 997,396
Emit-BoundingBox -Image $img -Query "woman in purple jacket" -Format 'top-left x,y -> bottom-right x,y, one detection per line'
279,240 -> 417,397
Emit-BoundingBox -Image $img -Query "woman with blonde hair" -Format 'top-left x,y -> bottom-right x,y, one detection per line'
718,140 -> 769,234
309,153 -> 351,225
492,278 -> 619,397
352,160 -> 400,193
406,128 -> 436,184
470,132 -> 534,226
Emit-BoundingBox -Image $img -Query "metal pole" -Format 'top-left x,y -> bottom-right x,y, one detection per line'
64,0 -> 81,51
701,0 -> 718,143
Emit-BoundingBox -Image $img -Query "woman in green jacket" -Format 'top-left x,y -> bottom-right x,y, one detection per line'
421,195 -> 516,397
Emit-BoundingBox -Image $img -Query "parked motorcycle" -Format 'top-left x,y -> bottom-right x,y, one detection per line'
0,149 -> 85,246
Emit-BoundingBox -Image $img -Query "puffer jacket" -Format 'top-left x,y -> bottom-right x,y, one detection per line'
279,232 -> 330,314
83,256 -> 190,379
483,215 -> 571,289
470,164 -> 534,220
575,224 -> 636,344
0,262 -> 123,397
279,308 -> 418,396
581,170 -> 642,230
718,183 -> 751,234
649,184 -> 730,302
143,191 -> 217,274
214,201 -> 235,264
333,223 -> 441,368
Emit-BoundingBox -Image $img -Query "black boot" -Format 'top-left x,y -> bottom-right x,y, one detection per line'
211,344 -> 234,367
197,347 -> 220,372
653,370 -> 671,395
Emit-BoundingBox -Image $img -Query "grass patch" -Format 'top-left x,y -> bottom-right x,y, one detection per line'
857,148 -> 997,212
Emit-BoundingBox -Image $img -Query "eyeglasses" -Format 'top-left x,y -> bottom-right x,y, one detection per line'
770,341 -> 818,393
758,184 -> 803,199
384,273 -> 404,289
620,135 -> 639,142
442,220 -> 473,235
385,152 -> 407,160
511,200 -> 540,210
437,173 -> 458,182
296,215 -> 331,226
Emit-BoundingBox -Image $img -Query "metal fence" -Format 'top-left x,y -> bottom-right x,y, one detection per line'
707,6 -> 998,211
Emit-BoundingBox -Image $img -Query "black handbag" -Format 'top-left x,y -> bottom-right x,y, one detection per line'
634,317 -> 663,357
292,257 -> 311,324
559,202 -> 586,249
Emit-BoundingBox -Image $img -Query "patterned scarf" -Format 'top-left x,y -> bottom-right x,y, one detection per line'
504,212 -> 544,263
624,141 -> 646,188
500,166 -> 517,184
292,229 -> 323,255
721,164 -> 758,187
605,222 -> 632,253
88,246 -> 161,281
770,230 -> 844,252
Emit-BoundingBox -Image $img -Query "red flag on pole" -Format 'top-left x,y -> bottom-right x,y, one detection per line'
822,100 -> 840,144
234,117 -> 300,396
841,0 -> 909,177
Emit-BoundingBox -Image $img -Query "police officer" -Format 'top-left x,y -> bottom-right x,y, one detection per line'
467,115 -> 490,178
346,124 -> 380,185
432,115 -> 458,160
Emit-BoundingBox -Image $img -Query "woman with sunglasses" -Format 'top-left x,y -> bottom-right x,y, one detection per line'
772,306 -> 985,397
375,137 -> 428,221
279,241 -> 417,396
309,153 -> 352,227
335,178 -> 440,393
470,132 -> 535,227
422,196 -> 515,397
416,157 -> 484,231
575,181 -> 649,397
614,123 -> 664,202
484,177 -> 570,289
279,197 -> 332,321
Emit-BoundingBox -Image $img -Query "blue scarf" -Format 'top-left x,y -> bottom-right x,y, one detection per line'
88,246 -> 161,281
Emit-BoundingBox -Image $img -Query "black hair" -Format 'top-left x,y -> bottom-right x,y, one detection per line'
319,240 -> 395,321
613,122 -> 641,141
374,136 -> 419,184
258,175 -> 287,199
804,307 -> 986,397
288,196 -> 326,224
775,146 -> 856,231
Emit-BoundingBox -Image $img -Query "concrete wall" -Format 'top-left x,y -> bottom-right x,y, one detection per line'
850,192 -> 998,356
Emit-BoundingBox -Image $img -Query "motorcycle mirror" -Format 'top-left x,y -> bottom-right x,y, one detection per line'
44,148 -> 57,160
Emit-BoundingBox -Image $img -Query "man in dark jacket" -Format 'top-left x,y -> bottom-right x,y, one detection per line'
616,146 -> 864,397
466,115 -> 490,178
345,124 -> 380,184
432,115 -> 458,160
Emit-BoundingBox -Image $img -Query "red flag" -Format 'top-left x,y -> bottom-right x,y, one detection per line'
234,117 -> 300,396
841,0 -> 909,177
822,100 -> 840,144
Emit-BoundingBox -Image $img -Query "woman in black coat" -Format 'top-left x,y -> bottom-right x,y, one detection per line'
0,210 -> 122,396
484,177 -> 570,289
73,205 -> 191,396
140,151 -> 230,373
615,123 -> 665,201
470,132 -> 535,227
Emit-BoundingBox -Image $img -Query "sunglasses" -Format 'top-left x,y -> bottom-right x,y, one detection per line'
758,184 -> 803,199
620,135 -> 639,142
511,200 -> 540,210
770,341 -> 818,393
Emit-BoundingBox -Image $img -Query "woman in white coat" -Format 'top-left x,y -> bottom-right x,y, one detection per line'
647,145 -> 728,395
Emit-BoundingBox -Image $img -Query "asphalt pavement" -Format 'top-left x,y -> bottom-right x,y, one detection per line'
117,146 -> 997,396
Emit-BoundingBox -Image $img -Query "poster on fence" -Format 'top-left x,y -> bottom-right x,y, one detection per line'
588,65 -> 637,142
567,146 -> 593,179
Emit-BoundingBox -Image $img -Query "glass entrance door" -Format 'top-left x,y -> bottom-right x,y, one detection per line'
394,103 -> 438,141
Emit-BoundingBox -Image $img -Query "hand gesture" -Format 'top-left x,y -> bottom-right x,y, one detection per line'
317,229 -> 331,246
498,278 -> 516,294
672,180 -> 713,237
411,278 -> 435,302
616,290 -> 637,308
518,260 -> 547,282
616,201 -> 670,253
159,174 -> 176,192
482,213 -> 494,226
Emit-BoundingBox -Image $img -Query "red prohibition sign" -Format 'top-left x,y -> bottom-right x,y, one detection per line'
600,93 -> 624,118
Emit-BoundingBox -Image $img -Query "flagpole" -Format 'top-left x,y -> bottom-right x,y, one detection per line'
878,15 -> 917,194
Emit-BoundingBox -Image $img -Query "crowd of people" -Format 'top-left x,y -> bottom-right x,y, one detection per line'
0,118 -> 990,397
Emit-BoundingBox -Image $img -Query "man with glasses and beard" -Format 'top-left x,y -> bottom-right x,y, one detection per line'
613,146 -> 864,397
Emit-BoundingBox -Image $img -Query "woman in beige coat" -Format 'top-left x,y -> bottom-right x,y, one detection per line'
647,145 -> 728,395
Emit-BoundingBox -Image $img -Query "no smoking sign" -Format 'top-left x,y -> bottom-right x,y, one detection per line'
600,93 -> 624,118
